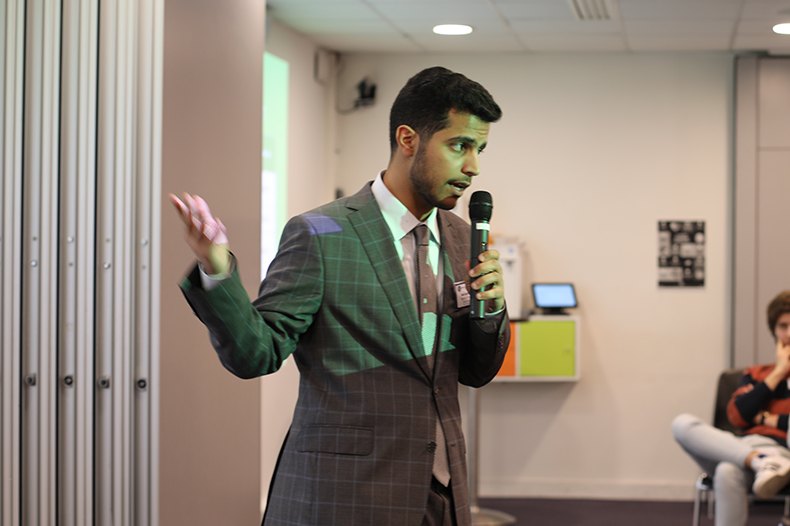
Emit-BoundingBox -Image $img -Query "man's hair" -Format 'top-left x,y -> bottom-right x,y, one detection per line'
388,66 -> 502,152
767,291 -> 790,336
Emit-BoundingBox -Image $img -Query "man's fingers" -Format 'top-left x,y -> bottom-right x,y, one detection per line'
171,193 -> 230,246
194,195 -> 212,221
169,194 -> 190,220
213,217 -> 229,245
170,194 -> 205,235
181,193 -> 205,231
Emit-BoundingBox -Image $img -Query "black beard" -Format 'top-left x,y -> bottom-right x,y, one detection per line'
408,147 -> 452,212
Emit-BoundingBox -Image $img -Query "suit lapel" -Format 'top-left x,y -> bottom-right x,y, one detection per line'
346,184 -> 432,380
438,210 -> 468,292
434,210 -> 469,377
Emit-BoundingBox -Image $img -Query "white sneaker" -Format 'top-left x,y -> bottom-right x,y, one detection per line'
753,455 -> 790,499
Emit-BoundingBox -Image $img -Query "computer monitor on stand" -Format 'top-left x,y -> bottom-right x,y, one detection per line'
532,283 -> 577,315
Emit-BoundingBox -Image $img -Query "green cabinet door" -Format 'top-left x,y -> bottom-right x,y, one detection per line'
519,320 -> 575,377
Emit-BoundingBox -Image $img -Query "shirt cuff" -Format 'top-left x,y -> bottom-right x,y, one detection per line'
485,307 -> 505,317
476,307 -> 506,333
199,262 -> 232,291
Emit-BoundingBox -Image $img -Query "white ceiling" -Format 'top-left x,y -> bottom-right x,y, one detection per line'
266,0 -> 790,53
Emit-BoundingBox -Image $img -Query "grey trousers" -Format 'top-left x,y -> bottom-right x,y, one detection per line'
672,413 -> 790,526
421,477 -> 457,526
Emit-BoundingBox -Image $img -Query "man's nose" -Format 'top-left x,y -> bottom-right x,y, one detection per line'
463,152 -> 480,176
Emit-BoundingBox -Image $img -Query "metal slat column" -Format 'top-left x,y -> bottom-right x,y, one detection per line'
21,0 -> 45,518
21,0 -> 62,523
96,0 -> 137,523
21,0 -> 64,523
95,1 -> 162,522
0,1 -> 24,524
135,1 -> 163,524
32,1 -> 62,524
1,1 -> 160,523
59,1 -> 99,524
95,0 -> 118,517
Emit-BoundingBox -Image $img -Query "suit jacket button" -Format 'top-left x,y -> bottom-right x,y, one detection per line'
427,441 -> 437,452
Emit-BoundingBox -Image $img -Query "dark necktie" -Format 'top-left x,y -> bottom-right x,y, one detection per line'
414,225 -> 450,486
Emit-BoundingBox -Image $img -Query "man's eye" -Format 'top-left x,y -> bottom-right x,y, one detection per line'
450,143 -> 464,152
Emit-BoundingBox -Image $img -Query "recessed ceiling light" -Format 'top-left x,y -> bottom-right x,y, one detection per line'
433,24 -> 473,36
773,23 -> 790,35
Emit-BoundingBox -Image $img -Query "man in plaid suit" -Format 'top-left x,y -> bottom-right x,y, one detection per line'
171,67 -> 510,526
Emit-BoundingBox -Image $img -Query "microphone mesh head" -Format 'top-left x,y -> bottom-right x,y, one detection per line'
469,191 -> 493,221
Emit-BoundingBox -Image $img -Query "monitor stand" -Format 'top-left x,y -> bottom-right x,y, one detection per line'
541,307 -> 569,315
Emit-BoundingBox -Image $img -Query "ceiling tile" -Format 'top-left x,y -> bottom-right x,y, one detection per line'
493,1 -> 578,20
741,1 -> 790,19
624,18 -> 736,34
275,19 -> 398,36
738,18 -> 790,34
510,19 -> 621,35
733,33 -> 790,51
267,0 -> 785,53
410,33 -> 526,53
618,1 -> 741,19
627,34 -> 732,51
268,1 -> 377,20
520,34 -> 628,52
308,33 -> 424,53
385,17 -> 509,35
370,1 -> 497,21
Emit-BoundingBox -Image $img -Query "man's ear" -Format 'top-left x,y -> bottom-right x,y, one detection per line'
395,125 -> 419,158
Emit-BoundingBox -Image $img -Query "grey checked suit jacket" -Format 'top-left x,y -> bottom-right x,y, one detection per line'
181,182 -> 510,526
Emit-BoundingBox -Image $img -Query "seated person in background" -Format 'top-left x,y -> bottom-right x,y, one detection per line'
672,290 -> 790,526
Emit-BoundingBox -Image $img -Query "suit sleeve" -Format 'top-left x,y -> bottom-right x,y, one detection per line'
180,215 -> 324,379
458,309 -> 510,388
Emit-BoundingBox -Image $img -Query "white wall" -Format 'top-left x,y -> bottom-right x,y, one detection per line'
259,19 -> 335,506
161,1 -> 265,524
266,19 -> 338,218
333,52 -> 734,500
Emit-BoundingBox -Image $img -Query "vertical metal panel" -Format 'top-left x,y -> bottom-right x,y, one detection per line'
96,0 -> 118,520
77,1 -> 99,523
136,1 -> 163,524
147,3 -> 163,524
1,1 -> 24,525
59,3 -> 79,523
96,0 -> 150,523
117,0 -> 133,522
58,3 -> 80,521
1,0 -> 162,524
22,0 -> 44,521
37,1 -> 62,524
20,2 -> 63,525
59,0 -> 99,525
59,2 -> 81,524
21,0 -> 65,522
118,1 -> 135,520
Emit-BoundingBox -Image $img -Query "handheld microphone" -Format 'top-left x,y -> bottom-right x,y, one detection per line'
469,191 -> 493,319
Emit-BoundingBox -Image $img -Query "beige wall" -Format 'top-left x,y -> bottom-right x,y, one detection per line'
156,6 -> 737,506
734,56 -> 790,367
256,18 -> 336,504
160,1 -> 265,524
334,52 -> 734,500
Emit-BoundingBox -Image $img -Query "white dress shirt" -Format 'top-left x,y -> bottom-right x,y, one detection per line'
371,171 -> 443,315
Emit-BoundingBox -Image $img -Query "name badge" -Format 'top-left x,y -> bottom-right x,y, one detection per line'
453,281 -> 471,309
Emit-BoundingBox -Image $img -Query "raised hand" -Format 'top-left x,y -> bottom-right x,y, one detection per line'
169,193 -> 230,275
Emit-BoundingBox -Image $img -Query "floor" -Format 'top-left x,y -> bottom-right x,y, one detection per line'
477,497 -> 788,525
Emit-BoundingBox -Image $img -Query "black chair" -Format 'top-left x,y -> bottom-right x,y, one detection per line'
693,368 -> 790,526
